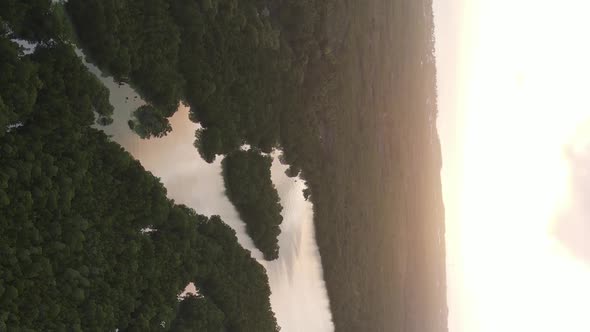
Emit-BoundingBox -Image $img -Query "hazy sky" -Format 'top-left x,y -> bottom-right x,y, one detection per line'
435,1 -> 590,331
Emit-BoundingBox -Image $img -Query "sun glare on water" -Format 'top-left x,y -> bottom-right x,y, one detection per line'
443,0 -> 590,331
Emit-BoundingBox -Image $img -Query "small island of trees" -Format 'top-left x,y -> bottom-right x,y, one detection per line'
222,150 -> 283,260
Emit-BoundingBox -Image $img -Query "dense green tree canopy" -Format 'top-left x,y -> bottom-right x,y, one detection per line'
0,40 -> 179,330
0,0 -> 65,41
170,294 -> 225,332
196,215 -> 281,331
128,104 -> 172,139
0,36 -> 40,136
52,0 -> 448,331
0,2 -> 280,330
64,0 -> 339,261
67,0 -> 183,117
64,0 -> 339,260
65,0 -> 331,158
0,39 -> 279,331
222,150 -> 283,260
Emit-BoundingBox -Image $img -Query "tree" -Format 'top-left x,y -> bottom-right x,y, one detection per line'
194,127 -> 222,163
0,10 -> 279,328
222,150 -> 283,260
128,104 -> 172,139
170,294 -> 225,332
0,38 -> 41,135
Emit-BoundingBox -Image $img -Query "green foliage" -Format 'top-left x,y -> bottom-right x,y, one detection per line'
196,216 -> 281,331
0,38 -> 40,136
66,0 -> 182,115
193,128 -> 215,163
0,39 -> 186,330
64,0 -> 339,261
222,150 -> 283,260
0,0 -> 65,41
1,117 -> 277,330
63,0 -> 338,246
66,0 -> 290,151
0,0 -> 449,331
170,294 -> 225,332
128,104 -> 172,139
30,43 -> 114,130
172,0 -> 284,152
0,4 -> 279,329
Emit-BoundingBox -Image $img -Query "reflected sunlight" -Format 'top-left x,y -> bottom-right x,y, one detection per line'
438,0 -> 590,331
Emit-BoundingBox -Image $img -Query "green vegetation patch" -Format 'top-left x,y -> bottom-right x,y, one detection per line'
66,0 -> 336,170
222,150 -> 283,260
0,1 -> 280,329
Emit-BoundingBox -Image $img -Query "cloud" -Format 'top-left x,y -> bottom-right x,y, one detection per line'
553,135 -> 590,263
